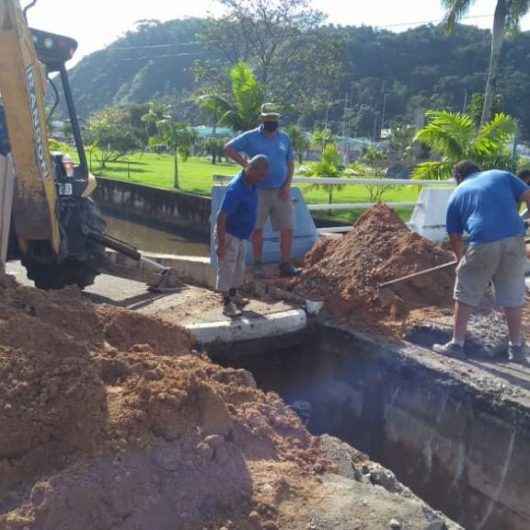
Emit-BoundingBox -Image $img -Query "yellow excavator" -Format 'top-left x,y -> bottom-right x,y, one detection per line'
0,0 -> 177,290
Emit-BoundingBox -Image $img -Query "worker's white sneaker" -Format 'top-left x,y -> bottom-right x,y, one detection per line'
233,293 -> 250,309
223,300 -> 242,318
432,341 -> 466,359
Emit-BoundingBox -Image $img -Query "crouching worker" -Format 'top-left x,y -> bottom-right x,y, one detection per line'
434,161 -> 530,362
216,155 -> 269,317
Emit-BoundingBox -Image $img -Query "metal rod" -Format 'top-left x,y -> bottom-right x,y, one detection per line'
378,260 -> 457,289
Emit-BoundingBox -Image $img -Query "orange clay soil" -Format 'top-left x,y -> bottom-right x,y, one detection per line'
0,273 -> 329,530
294,204 -> 455,332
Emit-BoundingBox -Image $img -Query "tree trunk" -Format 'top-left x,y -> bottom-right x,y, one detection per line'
481,0 -> 508,126
174,152 -> 179,189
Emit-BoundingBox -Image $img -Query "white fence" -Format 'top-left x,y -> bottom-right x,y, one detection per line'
213,174 -> 454,210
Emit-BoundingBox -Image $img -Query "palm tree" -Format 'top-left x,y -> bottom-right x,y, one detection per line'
413,110 -> 517,180
141,101 -> 169,140
311,128 -> 335,155
307,143 -> 344,207
196,62 -> 264,133
285,125 -> 309,164
442,0 -> 529,125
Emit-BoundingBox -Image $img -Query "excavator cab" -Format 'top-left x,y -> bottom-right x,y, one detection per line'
31,28 -> 92,189
1,0 -> 106,289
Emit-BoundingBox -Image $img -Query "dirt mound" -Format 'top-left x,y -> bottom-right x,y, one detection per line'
0,275 -> 324,530
298,204 -> 454,325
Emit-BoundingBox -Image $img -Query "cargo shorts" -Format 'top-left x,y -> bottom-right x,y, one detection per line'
255,188 -> 294,231
215,232 -> 247,292
454,235 -> 527,308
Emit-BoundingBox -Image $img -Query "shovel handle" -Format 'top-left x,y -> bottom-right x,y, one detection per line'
378,260 -> 458,289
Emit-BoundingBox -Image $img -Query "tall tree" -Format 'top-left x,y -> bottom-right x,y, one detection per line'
152,120 -> 197,188
285,125 -> 309,164
203,0 -> 324,84
196,62 -> 264,132
442,0 -> 529,125
86,107 -> 142,169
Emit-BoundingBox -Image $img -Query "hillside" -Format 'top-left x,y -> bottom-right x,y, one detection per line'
68,18 -> 530,139
69,18 -> 209,118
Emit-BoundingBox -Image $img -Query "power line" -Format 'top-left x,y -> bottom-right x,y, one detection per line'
375,13 -> 493,29
112,42 -> 200,51
116,52 -> 208,61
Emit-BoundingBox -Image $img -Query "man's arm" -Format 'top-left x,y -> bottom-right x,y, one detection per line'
519,189 -> 530,214
224,145 -> 248,168
449,233 -> 465,263
279,160 -> 295,200
216,212 -> 227,261
224,132 -> 250,168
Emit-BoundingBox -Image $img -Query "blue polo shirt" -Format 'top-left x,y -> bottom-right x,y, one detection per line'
219,171 -> 258,240
227,126 -> 294,189
446,170 -> 528,244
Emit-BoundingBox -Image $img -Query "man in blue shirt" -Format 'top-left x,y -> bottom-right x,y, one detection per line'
224,104 -> 299,278
434,160 -> 530,362
216,155 -> 268,317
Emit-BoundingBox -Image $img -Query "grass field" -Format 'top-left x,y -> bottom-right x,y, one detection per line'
93,152 -> 419,222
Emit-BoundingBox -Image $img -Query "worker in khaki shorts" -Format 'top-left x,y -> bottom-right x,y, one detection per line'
434,160 -> 530,362
224,104 -> 299,278
215,155 -> 269,317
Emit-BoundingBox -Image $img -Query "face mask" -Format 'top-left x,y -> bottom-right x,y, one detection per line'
263,121 -> 279,133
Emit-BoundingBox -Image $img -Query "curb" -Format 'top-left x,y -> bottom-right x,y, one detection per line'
185,309 -> 308,345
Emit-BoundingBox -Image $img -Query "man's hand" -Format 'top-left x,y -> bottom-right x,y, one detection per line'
279,184 -> 291,201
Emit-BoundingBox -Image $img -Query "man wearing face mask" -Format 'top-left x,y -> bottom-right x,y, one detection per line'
224,104 -> 299,277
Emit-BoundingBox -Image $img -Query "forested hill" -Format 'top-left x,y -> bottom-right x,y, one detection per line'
69,18 -> 208,118
68,18 -> 530,139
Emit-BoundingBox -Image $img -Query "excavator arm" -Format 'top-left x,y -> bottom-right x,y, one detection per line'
0,0 -> 60,255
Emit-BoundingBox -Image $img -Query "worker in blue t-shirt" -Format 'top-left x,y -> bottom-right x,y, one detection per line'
215,155 -> 269,317
224,104 -> 299,278
433,160 -> 530,363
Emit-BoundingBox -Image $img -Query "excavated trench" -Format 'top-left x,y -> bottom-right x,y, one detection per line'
210,325 -> 530,530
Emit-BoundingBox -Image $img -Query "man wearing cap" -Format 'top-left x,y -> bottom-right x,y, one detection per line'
224,104 -> 299,277
215,155 -> 269,317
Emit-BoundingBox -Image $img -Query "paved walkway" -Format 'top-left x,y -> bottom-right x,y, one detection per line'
6,261 -> 295,327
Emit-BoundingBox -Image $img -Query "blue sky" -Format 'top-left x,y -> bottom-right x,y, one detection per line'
28,0 -> 530,65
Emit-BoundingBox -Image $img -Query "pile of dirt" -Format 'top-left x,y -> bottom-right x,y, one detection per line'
0,274 -> 324,530
298,204 -> 455,326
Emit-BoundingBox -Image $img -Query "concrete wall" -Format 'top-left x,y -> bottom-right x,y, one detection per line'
94,178 -> 211,237
229,326 -> 530,530
315,328 -> 530,530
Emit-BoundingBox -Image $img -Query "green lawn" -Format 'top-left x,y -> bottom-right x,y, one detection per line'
93,152 -> 419,222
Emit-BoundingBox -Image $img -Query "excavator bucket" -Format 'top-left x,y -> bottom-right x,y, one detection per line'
0,0 -> 60,253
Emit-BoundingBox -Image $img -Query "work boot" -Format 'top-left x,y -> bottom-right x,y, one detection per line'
233,292 -> 250,309
223,299 -> 242,318
432,341 -> 466,359
279,262 -> 301,278
507,343 -> 529,364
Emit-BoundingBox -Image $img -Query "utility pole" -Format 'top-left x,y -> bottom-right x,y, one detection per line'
380,81 -> 387,135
